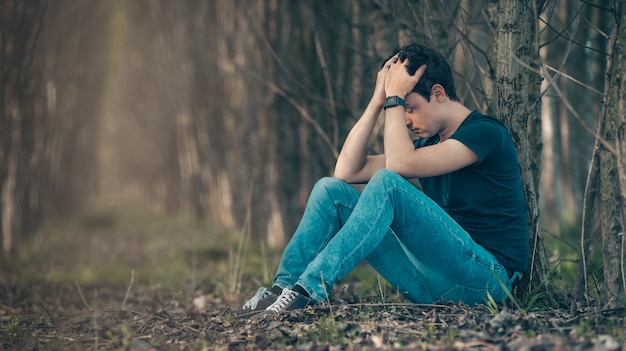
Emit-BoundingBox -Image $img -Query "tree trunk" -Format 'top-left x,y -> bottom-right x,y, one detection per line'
0,1 -> 48,253
601,0 -> 626,308
490,0 -> 549,292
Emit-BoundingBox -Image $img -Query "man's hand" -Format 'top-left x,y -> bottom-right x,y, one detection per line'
384,55 -> 426,98
373,56 -> 395,105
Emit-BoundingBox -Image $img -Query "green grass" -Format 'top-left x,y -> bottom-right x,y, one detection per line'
5,205 -> 244,299
542,218 -> 605,299
4,204 -> 610,311
0,317 -> 36,350
3,204 -> 624,351
2,202 -> 402,319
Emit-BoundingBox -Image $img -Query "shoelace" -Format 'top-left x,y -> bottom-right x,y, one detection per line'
242,287 -> 271,310
266,289 -> 298,313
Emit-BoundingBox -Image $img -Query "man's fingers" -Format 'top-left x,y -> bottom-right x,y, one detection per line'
415,64 -> 427,77
385,54 -> 400,67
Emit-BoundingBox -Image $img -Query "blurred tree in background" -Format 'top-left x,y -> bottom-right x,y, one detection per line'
1,0 -> 624,305
1,0 -> 107,252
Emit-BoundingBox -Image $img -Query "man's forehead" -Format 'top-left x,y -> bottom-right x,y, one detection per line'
404,92 -> 426,103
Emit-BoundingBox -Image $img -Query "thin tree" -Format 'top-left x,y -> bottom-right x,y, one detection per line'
573,1 -> 618,310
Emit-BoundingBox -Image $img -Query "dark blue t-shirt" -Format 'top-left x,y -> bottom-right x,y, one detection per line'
414,110 -> 529,273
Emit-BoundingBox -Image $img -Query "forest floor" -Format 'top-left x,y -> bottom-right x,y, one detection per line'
0,205 -> 624,350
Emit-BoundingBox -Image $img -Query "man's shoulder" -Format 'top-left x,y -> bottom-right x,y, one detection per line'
457,111 -> 510,142
463,110 -> 505,127
452,111 -> 514,162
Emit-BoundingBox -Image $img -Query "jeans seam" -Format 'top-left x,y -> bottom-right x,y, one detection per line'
387,229 -> 435,302
393,185 -> 501,272
394,185 -> 469,253
332,193 -> 388,289
392,181 -> 508,301
310,202 -> 354,259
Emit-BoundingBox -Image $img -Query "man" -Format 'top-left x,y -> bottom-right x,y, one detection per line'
233,44 -> 528,318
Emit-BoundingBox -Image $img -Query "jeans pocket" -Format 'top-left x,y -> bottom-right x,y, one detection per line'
441,284 -> 499,306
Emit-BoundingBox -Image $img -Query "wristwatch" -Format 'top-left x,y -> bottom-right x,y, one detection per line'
383,96 -> 405,110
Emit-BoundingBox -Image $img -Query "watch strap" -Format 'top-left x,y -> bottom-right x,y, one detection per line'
383,96 -> 405,110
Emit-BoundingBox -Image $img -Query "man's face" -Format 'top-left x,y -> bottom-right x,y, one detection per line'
403,92 -> 441,138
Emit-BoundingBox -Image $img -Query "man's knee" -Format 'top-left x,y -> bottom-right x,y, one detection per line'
313,176 -> 347,190
365,169 -> 417,194
306,177 -> 359,207
310,177 -> 352,197
370,169 -> 403,183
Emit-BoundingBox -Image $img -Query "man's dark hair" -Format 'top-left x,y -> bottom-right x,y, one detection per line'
382,44 -> 459,102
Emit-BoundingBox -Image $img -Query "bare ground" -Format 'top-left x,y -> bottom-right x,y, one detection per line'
2,276 -> 625,350
0,207 -> 624,350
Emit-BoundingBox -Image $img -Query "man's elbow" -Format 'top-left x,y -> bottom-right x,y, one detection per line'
334,168 -> 370,184
385,158 -> 413,178
385,157 -> 404,173
333,168 -> 352,182
333,171 -> 347,181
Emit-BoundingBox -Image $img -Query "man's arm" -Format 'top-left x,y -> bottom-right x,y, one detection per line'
333,99 -> 386,183
382,58 -> 478,178
333,59 -> 392,183
384,107 -> 478,178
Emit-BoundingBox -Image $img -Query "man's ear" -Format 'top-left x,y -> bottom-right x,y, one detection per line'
431,84 -> 446,102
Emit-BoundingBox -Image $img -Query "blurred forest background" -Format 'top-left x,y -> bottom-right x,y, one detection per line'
2,0 -> 626,305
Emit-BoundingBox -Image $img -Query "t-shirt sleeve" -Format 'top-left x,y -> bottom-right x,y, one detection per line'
450,119 -> 502,163
413,135 -> 439,149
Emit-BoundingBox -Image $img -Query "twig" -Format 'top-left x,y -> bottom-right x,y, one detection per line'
241,67 -> 339,158
74,280 -> 91,310
318,302 -> 448,310
575,122 -> 602,310
159,290 -> 183,314
618,232 -> 626,302
513,56 -> 618,156
377,275 -> 385,303
312,27 -> 339,147
320,271 -> 334,319
122,269 -> 135,310
39,303 -> 55,326
181,321 -> 202,333
227,172 -> 254,295
543,64 -> 603,96
93,290 -> 99,351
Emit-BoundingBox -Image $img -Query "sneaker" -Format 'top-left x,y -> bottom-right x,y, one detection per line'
263,288 -> 311,316
231,287 -> 279,318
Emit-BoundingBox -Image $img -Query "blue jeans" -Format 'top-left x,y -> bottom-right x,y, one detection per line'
273,169 -> 517,305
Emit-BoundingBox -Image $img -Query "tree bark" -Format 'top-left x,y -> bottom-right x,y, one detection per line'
490,0 -> 549,292
573,1 -> 618,310
601,0 -> 626,308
